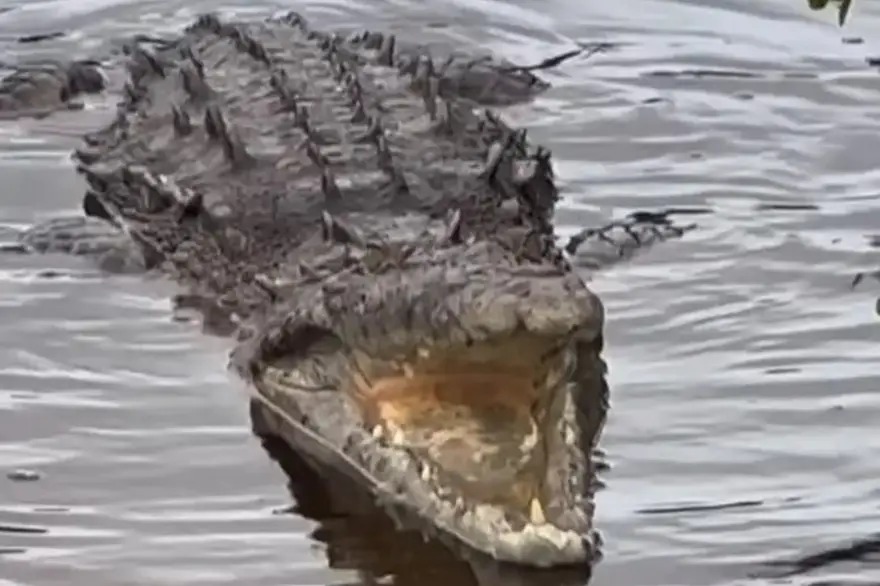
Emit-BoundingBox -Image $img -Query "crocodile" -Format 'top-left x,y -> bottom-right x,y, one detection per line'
4,11 -> 693,567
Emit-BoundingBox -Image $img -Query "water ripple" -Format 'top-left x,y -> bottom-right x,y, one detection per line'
1,0 -> 880,585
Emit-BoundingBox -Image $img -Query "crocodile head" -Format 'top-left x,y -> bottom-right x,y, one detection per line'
233,215 -> 607,567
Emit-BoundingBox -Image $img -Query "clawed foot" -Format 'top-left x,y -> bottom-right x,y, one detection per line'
10,215 -> 147,273
563,209 -> 700,269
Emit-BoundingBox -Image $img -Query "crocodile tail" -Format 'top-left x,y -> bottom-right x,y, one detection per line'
269,9 -> 599,107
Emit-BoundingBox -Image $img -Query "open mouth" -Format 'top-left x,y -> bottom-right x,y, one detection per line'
251,326 -> 602,566
348,332 -> 574,522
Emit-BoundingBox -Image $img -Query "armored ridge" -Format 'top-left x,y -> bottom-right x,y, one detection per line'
72,11 -> 573,319
8,10 -> 693,567
0,11 -> 555,119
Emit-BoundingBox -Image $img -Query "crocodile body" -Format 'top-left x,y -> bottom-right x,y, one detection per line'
4,11 -> 692,567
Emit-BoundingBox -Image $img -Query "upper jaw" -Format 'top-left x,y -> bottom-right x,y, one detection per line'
306,248 -> 604,360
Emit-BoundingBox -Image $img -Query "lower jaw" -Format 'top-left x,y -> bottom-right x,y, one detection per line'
253,369 -> 596,567
410,490 -> 597,567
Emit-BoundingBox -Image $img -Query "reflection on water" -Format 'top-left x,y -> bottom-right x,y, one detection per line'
2,0 -> 880,585
251,401 -> 594,586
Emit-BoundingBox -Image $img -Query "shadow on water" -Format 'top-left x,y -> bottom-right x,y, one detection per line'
249,400 -> 594,586
758,535 -> 880,579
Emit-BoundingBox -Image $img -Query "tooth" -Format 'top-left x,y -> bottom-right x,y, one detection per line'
529,497 -> 546,525
462,509 -> 475,528
372,424 -> 383,439
520,421 -> 539,452
420,463 -> 431,482
390,427 -> 405,446
417,347 -> 430,359
403,363 -> 414,378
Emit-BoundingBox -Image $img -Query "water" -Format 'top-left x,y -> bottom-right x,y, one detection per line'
1,0 -> 879,584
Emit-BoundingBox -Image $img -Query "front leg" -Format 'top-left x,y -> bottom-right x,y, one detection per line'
0,60 -> 106,119
13,214 -> 148,274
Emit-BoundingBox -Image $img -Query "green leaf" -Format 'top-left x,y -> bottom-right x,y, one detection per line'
807,0 -> 855,26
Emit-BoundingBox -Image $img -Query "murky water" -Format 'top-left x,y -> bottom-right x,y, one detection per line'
2,1 -> 879,584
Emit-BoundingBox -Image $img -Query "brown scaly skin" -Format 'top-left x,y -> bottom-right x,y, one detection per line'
8,11 -> 693,566
0,10 -> 547,120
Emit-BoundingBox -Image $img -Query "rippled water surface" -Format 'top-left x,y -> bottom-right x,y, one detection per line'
2,0 -> 879,585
